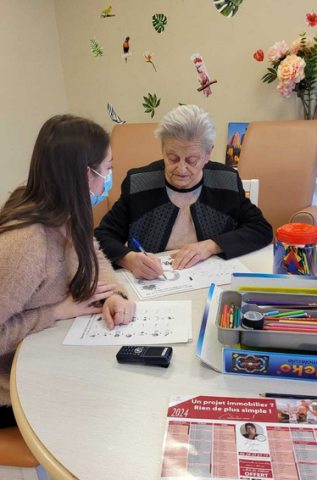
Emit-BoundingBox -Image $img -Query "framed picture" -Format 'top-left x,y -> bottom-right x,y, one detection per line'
225,122 -> 249,169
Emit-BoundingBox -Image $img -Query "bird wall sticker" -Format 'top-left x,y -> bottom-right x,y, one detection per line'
190,54 -> 217,97
213,0 -> 244,17
122,36 -> 131,63
100,6 -> 115,18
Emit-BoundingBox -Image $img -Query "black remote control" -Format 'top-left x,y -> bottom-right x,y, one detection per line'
116,346 -> 173,367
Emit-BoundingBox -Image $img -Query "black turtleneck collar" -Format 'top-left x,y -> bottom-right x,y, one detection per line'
165,177 -> 203,193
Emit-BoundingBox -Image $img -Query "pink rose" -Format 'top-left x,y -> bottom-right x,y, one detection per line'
290,36 -> 314,54
290,38 -> 302,54
267,40 -> 289,62
277,54 -> 306,97
277,54 -> 305,83
277,81 -> 296,98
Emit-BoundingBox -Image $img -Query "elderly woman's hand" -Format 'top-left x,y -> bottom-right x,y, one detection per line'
103,294 -> 136,330
171,240 -> 222,270
119,251 -> 164,280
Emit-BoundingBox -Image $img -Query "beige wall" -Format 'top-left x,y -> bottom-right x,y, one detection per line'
54,0 -> 317,162
2,1 -> 316,205
0,0 -> 67,205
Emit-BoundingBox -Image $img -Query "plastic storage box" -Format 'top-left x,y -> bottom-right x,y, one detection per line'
217,290 -> 317,351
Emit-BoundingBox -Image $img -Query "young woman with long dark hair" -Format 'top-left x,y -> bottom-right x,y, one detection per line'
0,114 -> 135,425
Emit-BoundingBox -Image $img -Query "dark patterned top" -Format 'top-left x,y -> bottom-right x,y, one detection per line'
95,160 -> 272,264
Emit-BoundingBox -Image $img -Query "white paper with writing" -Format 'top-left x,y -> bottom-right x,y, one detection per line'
123,255 -> 250,299
63,301 -> 192,346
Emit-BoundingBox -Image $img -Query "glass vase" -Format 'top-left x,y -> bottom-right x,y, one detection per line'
297,90 -> 316,120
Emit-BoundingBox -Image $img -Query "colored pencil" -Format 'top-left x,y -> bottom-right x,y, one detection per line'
239,286 -> 317,294
264,318 -> 317,326
272,310 -> 306,318
220,304 -> 240,329
264,318 -> 317,324
263,325 -> 317,332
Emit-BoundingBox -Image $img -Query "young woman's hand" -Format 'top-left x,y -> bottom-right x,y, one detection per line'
52,282 -> 117,320
102,294 -> 136,330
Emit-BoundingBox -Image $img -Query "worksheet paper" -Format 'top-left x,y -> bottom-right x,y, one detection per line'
161,394 -> 317,479
63,301 -> 192,346
123,255 -> 250,299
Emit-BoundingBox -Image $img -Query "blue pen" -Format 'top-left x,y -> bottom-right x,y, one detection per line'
132,237 -> 146,254
132,238 -> 167,280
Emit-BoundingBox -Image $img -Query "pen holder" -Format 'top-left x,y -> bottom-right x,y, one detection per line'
273,223 -> 317,275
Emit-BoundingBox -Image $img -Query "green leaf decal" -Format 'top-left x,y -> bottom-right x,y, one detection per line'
152,13 -> 167,33
142,92 -> 161,118
90,39 -> 104,57
106,103 -> 126,124
212,0 -> 244,17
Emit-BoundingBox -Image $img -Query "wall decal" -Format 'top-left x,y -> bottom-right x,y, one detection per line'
253,49 -> 264,62
152,14 -> 167,33
142,93 -> 161,118
107,103 -> 126,124
190,54 -> 217,97
213,0 -> 244,17
144,51 -> 157,72
306,12 -> 317,26
90,39 -> 104,57
100,6 -> 115,18
122,36 -> 131,63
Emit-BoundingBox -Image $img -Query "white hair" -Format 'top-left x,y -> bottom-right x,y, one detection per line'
155,104 -> 216,152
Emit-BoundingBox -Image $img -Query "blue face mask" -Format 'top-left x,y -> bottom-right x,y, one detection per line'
90,169 -> 112,207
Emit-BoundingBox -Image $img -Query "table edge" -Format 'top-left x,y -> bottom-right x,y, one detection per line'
10,343 -> 78,480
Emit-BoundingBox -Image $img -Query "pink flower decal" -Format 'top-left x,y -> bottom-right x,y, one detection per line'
253,49 -> 264,62
306,12 -> 317,27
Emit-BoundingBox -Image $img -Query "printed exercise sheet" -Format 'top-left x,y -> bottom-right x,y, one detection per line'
63,301 -> 192,346
161,394 -> 317,480
123,255 -> 250,299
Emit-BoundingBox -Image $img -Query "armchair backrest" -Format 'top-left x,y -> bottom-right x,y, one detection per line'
93,122 -> 161,227
238,120 -> 317,234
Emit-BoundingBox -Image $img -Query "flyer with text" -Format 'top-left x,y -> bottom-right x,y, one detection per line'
161,395 -> 317,479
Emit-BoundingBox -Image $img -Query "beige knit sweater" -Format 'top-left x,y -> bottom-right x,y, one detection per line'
0,223 -> 124,405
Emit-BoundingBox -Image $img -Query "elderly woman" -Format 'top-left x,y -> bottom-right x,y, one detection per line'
95,105 -> 272,279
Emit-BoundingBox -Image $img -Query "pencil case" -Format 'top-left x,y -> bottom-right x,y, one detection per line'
217,291 -> 317,351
